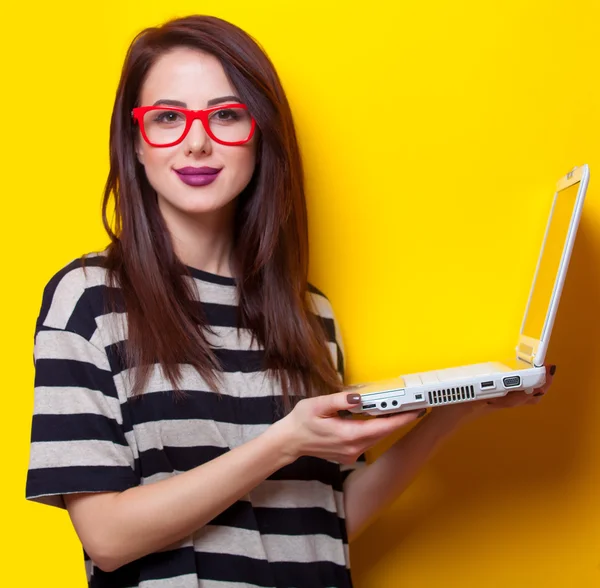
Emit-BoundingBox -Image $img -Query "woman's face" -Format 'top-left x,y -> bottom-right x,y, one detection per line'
135,47 -> 257,220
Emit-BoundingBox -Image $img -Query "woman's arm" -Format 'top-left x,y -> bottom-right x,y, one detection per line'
66,392 -> 420,572
343,367 -> 554,542
343,409 -> 463,542
66,424 -> 292,572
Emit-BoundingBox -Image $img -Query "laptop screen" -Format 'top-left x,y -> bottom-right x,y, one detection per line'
521,181 -> 581,341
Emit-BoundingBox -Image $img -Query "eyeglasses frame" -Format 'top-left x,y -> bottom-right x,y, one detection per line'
131,103 -> 256,148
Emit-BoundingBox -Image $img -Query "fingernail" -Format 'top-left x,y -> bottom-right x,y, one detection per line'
346,394 -> 361,404
549,365 -> 557,376
533,392 -> 544,397
418,409 -> 427,418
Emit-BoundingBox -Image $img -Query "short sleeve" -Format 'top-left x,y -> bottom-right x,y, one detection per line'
26,264 -> 139,509
307,284 -> 346,382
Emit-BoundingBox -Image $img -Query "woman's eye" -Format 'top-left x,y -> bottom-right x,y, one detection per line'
213,108 -> 239,122
154,111 -> 183,123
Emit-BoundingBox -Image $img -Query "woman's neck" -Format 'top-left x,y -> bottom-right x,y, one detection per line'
159,199 -> 236,278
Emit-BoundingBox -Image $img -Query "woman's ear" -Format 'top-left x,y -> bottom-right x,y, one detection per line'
134,135 -> 145,165
136,148 -> 145,165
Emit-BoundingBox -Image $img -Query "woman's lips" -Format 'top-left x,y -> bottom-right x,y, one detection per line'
174,168 -> 221,187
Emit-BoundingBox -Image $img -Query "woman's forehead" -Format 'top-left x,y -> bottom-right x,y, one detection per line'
139,48 -> 235,107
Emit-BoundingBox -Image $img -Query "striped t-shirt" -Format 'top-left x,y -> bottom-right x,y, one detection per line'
26,253 -> 364,588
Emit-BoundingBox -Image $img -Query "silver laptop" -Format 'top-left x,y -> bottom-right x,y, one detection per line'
350,164 -> 590,416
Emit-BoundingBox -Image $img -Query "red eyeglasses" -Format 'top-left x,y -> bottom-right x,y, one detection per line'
132,103 -> 256,147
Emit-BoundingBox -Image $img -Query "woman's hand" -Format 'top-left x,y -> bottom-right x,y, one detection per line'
427,364 -> 557,428
273,392 -> 426,465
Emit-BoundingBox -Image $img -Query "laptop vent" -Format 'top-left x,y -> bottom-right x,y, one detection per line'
428,385 -> 475,406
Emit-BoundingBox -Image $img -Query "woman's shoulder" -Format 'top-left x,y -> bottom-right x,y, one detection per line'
42,251 -> 110,290
307,282 -> 336,321
37,251 -> 112,336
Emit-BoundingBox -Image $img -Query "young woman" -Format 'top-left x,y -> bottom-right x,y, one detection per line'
26,14 -> 555,588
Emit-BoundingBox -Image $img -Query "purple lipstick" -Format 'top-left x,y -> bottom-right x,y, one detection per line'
174,166 -> 221,187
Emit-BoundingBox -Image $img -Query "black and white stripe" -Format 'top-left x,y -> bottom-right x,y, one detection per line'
26,254 -> 365,587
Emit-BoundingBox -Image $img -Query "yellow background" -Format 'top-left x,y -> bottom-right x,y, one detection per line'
2,1 -> 599,586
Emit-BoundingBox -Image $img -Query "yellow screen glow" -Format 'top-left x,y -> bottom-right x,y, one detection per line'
522,182 -> 580,340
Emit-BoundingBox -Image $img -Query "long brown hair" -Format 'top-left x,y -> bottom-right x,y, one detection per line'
101,15 -> 343,406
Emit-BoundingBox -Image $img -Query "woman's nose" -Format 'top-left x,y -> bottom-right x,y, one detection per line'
184,119 -> 211,155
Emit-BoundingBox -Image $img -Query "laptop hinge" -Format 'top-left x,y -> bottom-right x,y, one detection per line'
516,350 -> 535,365
516,335 -> 540,366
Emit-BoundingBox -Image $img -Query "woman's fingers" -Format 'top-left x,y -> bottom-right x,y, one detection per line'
487,391 -> 529,408
533,364 -> 556,397
312,390 -> 364,417
487,389 -> 537,408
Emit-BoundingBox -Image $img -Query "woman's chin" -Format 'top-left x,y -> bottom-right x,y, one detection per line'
161,195 -> 236,219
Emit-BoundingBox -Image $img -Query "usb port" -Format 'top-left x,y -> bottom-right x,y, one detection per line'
481,380 -> 494,389
362,403 -> 376,409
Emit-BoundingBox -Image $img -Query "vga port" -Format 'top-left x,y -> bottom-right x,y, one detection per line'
503,376 -> 521,388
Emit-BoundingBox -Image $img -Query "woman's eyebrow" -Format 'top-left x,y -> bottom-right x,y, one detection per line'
153,99 -> 187,107
207,95 -> 241,106
151,96 -> 242,108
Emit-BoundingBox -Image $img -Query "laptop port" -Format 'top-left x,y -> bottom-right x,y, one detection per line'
362,403 -> 376,409
503,376 -> 521,388
480,380 -> 495,389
